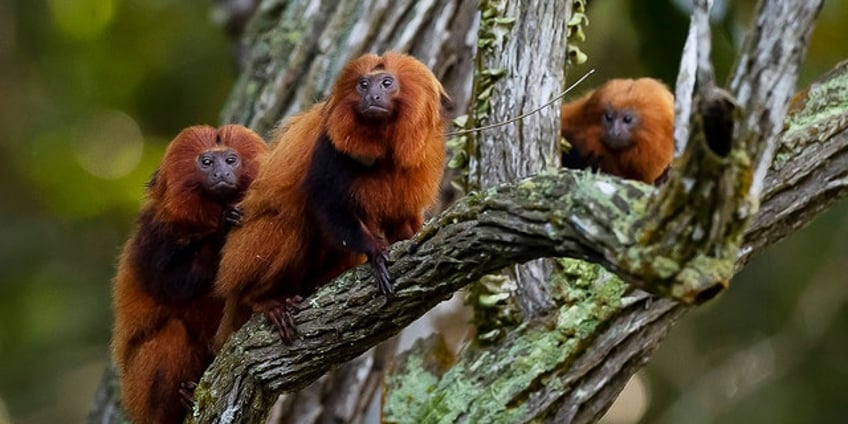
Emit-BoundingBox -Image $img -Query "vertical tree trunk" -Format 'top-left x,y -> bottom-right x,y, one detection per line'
86,1 -> 832,423
466,0 -> 570,323
220,0 -> 479,137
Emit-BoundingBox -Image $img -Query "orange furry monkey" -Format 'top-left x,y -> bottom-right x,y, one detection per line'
560,78 -> 675,184
214,52 -> 449,347
111,125 -> 267,424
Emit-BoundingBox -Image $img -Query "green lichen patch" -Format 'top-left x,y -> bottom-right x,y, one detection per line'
384,258 -> 627,423
384,340 -> 450,423
776,69 -> 848,169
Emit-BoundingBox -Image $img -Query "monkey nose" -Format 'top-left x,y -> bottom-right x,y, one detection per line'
214,171 -> 233,179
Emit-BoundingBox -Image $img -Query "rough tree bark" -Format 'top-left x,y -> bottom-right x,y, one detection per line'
87,0 -> 842,423
463,0 -> 569,335
220,1 -> 480,422
90,2 -> 480,422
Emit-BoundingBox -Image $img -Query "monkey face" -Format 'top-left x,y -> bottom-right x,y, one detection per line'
600,107 -> 639,151
196,148 -> 241,198
355,72 -> 398,121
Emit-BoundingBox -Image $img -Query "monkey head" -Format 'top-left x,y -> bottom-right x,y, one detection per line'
148,125 -> 266,212
355,70 -> 398,121
600,107 -> 639,151
196,146 -> 242,200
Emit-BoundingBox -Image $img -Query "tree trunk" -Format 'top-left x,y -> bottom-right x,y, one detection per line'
219,0 -> 479,138
464,0 -> 570,329
87,0 -> 839,423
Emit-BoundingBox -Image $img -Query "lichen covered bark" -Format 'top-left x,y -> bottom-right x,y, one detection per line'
89,60 -> 847,424
86,1 -> 839,423
465,0 -> 571,339
384,260 -> 630,423
221,0 -> 478,138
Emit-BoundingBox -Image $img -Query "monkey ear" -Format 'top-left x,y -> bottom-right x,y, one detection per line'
146,169 -> 160,190
439,90 -> 453,121
322,96 -> 337,116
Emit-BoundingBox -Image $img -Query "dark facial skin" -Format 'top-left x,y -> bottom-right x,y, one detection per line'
196,149 -> 241,198
356,72 -> 398,120
600,107 -> 639,151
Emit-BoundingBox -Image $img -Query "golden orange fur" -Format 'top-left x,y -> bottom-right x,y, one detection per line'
214,52 -> 448,347
111,125 -> 267,424
560,78 -> 674,184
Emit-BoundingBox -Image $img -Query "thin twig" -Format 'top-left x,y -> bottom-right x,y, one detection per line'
445,68 -> 596,137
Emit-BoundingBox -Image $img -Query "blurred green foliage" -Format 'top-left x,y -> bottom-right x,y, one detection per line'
0,1 -> 233,422
0,0 -> 845,423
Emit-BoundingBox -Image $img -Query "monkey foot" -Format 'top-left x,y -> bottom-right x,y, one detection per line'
369,252 -> 395,297
261,297 -> 302,344
179,381 -> 197,410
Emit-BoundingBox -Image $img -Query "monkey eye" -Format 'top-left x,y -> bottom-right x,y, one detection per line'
358,78 -> 370,91
198,156 -> 214,167
602,111 -> 614,123
225,155 -> 239,165
622,114 -> 634,124
381,77 -> 394,89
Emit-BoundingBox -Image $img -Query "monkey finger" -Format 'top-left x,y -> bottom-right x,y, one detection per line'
179,381 -> 197,410
224,206 -> 244,227
369,253 -> 395,296
267,309 -> 287,340
283,313 -> 297,339
282,297 -> 299,333
265,303 -> 298,343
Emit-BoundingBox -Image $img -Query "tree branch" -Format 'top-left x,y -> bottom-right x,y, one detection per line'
87,1 -> 840,422
728,0 -> 824,201
191,59 -> 846,422
464,0 -> 570,332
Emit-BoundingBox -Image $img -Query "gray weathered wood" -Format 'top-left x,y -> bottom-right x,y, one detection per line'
86,1 -> 838,422
191,72 -> 845,420
217,2 -> 480,422
220,0 -> 478,138
464,0 -> 571,331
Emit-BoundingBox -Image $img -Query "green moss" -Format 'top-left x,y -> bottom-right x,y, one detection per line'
383,355 -> 441,423
386,257 -> 628,421
776,71 -> 848,168
792,72 -> 848,122
649,255 -> 680,280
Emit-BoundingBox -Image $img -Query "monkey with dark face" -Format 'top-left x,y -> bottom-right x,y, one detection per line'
560,78 -> 674,184
214,52 -> 449,347
111,125 -> 267,424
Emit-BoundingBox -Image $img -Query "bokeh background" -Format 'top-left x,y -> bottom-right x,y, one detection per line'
0,1 -> 845,423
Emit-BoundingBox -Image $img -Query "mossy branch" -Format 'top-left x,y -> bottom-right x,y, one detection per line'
190,58 -> 848,421
87,1 -> 839,423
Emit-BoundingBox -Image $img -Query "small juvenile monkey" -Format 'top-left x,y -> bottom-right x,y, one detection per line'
111,125 -> 267,424
560,78 -> 675,184
214,52 -> 449,347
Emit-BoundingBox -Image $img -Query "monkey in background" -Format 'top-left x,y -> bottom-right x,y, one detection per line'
560,78 -> 675,184
111,125 -> 267,424
214,52 -> 449,347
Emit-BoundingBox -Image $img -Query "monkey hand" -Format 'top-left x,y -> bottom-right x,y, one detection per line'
257,297 -> 302,344
368,251 -> 395,297
223,206 -> 244,229
179,381 -> 197,410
